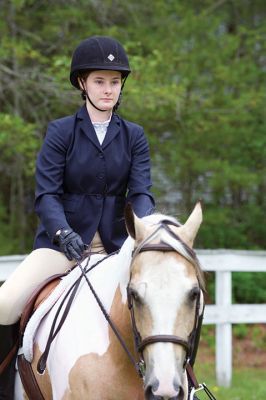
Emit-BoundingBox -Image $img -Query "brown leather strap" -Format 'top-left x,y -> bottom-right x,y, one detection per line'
33,278 -> 61,311
137,243 -> 175,253
17,354 -> 45,400
20,273 -> 69,338
186,362 -> 199,389
138,334 -> 189,353
37,274 -> 83,374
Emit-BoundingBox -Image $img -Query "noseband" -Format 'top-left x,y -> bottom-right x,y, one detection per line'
127,220 -> 202,372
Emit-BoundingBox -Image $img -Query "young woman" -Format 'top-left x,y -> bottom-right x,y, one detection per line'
0,36 -> 155,398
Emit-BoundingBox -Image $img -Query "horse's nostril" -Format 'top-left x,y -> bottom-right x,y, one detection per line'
172,378 -> 184,400
144,384 -> 162,400
167,385 -> 184,400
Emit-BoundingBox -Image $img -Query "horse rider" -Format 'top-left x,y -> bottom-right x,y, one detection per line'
0,35 -> 155,399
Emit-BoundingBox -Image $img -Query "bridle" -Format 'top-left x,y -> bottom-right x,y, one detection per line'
127,220 -> 203,375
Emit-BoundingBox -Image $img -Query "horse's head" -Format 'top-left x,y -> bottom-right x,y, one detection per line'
125,203 -> 205,400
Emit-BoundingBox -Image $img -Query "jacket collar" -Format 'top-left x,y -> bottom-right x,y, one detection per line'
77,104 -> 120,150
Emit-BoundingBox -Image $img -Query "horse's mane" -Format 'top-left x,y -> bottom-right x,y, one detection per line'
142,213 -> 179,225
139,213 -> 206,290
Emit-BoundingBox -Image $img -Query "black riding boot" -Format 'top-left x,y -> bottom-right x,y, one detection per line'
0,324 -> 18,400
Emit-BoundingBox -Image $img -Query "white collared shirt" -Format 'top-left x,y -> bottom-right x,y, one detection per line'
92,116 -> 112,145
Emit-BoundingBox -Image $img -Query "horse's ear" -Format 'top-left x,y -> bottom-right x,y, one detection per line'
124,203 -> 136,238
124,203 -> 147,241
180,202 -> 203,247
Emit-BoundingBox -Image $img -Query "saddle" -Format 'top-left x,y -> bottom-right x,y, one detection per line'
19,271 -> 73,399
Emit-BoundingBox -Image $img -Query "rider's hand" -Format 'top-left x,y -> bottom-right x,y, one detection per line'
53,228 -> 85,261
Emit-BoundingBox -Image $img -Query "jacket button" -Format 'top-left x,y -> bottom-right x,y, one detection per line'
99,152 -> 104,158
98,173 -> 104,179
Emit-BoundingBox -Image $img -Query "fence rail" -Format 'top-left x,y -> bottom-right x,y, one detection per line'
1,250 -> 266,387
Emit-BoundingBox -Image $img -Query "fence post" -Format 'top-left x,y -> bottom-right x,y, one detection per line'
215,270 -> 232,387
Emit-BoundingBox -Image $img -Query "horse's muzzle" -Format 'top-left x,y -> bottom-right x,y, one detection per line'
144,378 -> 185,400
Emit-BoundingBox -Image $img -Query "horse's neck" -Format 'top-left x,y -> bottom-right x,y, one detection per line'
95,237 -> 135,353
32,238 -> 142,400
76,237 -> 136,360
84,236 -> 134,300
110,236 -> 134,301
36,239 -> 135,356
107,282 -> 135,356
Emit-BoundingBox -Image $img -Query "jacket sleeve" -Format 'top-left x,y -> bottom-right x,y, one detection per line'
126,128 -> 155,217
35,120 -> 72,240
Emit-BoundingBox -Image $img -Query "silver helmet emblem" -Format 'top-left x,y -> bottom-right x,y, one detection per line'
107,53 -> 115,61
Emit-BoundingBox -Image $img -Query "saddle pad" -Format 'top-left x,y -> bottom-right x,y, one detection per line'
22,266 -> 82,362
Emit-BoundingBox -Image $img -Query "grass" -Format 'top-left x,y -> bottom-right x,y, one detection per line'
194,362 -> 266,400
195,324 -> 266,398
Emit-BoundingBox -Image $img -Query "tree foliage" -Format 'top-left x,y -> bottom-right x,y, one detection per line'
0,0 -> 265,254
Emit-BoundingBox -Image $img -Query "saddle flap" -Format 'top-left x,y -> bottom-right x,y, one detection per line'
19,273 -> 65,343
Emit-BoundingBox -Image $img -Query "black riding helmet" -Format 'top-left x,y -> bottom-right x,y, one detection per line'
70,36 -> 131,89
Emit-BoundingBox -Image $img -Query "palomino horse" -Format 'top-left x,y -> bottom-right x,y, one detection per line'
15,203 -> 205,400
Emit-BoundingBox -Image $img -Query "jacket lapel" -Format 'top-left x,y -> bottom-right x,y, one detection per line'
77,105 -> 102,150
102,114 -> 120,149
77,105 -> 121,150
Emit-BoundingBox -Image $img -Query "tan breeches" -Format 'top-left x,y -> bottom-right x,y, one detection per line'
0,232 -> 106,325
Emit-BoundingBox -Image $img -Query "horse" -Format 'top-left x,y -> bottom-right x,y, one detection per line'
14,202 -> 205,400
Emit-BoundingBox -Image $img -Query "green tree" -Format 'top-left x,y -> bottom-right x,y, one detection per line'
0,0 -> 265,254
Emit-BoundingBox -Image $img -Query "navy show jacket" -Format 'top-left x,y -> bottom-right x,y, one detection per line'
34,105 -> 155,253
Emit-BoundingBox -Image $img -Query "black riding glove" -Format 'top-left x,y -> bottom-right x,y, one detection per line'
53,228 -> 85,261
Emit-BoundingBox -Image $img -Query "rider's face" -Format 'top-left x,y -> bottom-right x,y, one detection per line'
81,70 -> 122,111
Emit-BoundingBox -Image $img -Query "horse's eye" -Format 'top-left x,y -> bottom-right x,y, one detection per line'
189,287 -> 200,302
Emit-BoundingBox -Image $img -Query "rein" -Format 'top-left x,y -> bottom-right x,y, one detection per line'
37,251 -> 118,374
37,248 -> 144,377
75,254 -> 144,377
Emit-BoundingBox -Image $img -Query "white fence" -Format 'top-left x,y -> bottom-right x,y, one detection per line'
1,250 -> 266,387
197,249 -> 266,387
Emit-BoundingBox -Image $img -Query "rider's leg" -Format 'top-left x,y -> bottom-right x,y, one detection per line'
0,248 -> 75,325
